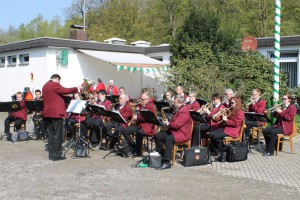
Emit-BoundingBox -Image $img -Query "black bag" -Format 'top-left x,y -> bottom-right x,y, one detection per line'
226,141 -> 248,162
183,147 -> 210,167
149,153 -> 162,168
75,144 -> 88,157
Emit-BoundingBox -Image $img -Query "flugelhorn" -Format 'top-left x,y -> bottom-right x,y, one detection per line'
212,105 -> 233,121
197,103 -> 213,114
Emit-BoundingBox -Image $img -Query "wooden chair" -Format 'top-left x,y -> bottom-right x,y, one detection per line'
276,118 -> 298,156
171,122 -> 194,165
224,121 -> 246,145
251,122 -> 267,145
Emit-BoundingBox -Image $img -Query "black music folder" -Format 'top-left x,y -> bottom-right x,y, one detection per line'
25,100 -> 44,112
0,101 -> 21,112
106,110 -> 127,124
244,112 -> 272,123
88,104 -> 108,117
154,101 -> 170,111
196,98 -> 207,106
139,110 -> 161,126
106,95 -> 120,104
189,111 -> 207,124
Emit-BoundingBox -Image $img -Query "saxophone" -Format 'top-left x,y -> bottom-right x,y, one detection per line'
161,107 -> 170,121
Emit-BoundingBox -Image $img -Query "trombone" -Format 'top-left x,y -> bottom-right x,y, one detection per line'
245,93 -> 265,106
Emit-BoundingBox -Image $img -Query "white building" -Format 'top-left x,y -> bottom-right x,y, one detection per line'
256,35 -> 300,88
0,37 -> 171,101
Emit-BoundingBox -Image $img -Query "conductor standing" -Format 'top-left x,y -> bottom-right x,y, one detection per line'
42,74 -> 81,161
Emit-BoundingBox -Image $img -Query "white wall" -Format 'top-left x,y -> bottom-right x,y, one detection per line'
0,47 -> 48,101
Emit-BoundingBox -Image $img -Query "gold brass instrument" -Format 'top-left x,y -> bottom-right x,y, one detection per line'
197,103 -> 213,114
129,101 -> 141,126
81,78 -> 94,100
267,103 -> 283,112
212,106 -> 233,121
245,93 -> 266,106
221,92 -> 237,105
161,107 -> 170,121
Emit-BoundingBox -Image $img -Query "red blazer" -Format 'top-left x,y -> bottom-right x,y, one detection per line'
207,104 -> 226,131
42,80 -> 78,118
273,104 -> 297,135
188,100 -> 200,111
11,100 -> 27,121
137,102 -> 156,135
97,99 -> 112,111
117,102 -> 132,128
224,110 -> 244,138
167,104 -> 193,143
248,98 -> 267,126
106,85 -> 119,96
95,83 -> 106,92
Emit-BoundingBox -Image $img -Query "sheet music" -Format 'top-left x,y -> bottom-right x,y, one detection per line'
66,100 -> 87,114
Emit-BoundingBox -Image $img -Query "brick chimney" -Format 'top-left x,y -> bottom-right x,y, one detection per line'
70,25 -> 88,41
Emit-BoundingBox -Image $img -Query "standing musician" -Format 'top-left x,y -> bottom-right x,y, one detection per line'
262,94 -> 297,156
244,89 -> 267,137
106,80 -> 119,96
187,91 -> 201,111
191,93 -> 225,147
102,93 -> 132,148
121,92 -> 156,156
209,97 -> 244,161
95,78 -> 106,92
155,95 -> 193,170
4,92 -> 27,141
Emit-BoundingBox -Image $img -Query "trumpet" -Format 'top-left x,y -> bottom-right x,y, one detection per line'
267,103 -> 283,112
221,92 -> 237,105
197,103 -> 213,114
212,106 -> 233,121
245,93 -> 266,106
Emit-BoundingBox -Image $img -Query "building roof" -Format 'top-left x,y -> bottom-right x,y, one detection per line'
0,37 -> 170,54
257,35 -> 300,47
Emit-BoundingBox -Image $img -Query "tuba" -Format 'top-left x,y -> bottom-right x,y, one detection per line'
81,78 -> 94,100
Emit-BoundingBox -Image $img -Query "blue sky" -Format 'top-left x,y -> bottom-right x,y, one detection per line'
0,0 -> 74,30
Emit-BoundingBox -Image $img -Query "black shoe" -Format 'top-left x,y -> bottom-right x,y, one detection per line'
156,162 -> 171,170
52,156 -> 67,161
263,152 -> 274,157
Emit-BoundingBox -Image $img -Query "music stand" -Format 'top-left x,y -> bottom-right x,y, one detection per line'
0,101 -> 21,112
154,101 -> 170,111
25,100 -> 44,139
196,98 -> 207,106
244,112 -> 271,153
189,111 -> 207,147
139,110 -> 160,152
88,104 -> 110,150
103,110 -> 127,159
64,100 -> 90,158
106,95 -> 120,104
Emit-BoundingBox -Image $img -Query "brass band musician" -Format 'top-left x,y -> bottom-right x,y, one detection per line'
121,92 -> 156,156
223,88 -> 234,108
187,91 -> 200,111
155,95 -> 193,170
262,94 -> 297,156
244,89 -> 267,137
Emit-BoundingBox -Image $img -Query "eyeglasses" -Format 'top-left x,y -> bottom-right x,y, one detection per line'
282,98 -> 287,100
252,93 -> 259,95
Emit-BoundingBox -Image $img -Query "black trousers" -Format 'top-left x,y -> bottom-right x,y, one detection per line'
262,126 -> 284,154
91,117 -> 103,143
155,131 -> 175,161
191,124 -> 211,147
32,115 -> 47,138
4,116 -> 24,133
103,121 -> 126,148
245,119 -> 260,137
209,128 -> 227,152
44,118 -> 64,159
122,125 -> 139,149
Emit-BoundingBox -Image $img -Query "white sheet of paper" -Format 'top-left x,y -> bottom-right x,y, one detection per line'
66,100 -> 87,114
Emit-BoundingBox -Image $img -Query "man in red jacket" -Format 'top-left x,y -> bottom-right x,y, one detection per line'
155,95 -> 193,170
122,92 -> 156,156
106,80 -> 119,96
95,78 -> 106,92
4,92 -> 27,141
262,94 -> 297,156
42,74 -> 81,161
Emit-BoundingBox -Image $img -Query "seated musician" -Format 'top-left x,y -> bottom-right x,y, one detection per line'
119,86 -> 130,100
187,91 -> 200,111
102,93 -> 133,148
223,88 -> 235,107
121,92 -> 156,156
163,90 -> 174,103
262,94 -> 297,156
31,89 -> 46,139
66,92 -> 82,141
106,80 -> 119,96
245,89 -> 267,137
95,78 -> 106,92
154,95 -> 193,170
4,92 -> 27,141
209,97 -> 244,161
176,85 -> 188,102
191,93 -> 225,147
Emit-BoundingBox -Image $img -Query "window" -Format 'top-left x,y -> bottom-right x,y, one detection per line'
269,52 -> 298,58
19,54 -> 29,65
0,57 -> 5,67
7,55 -> 17,66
